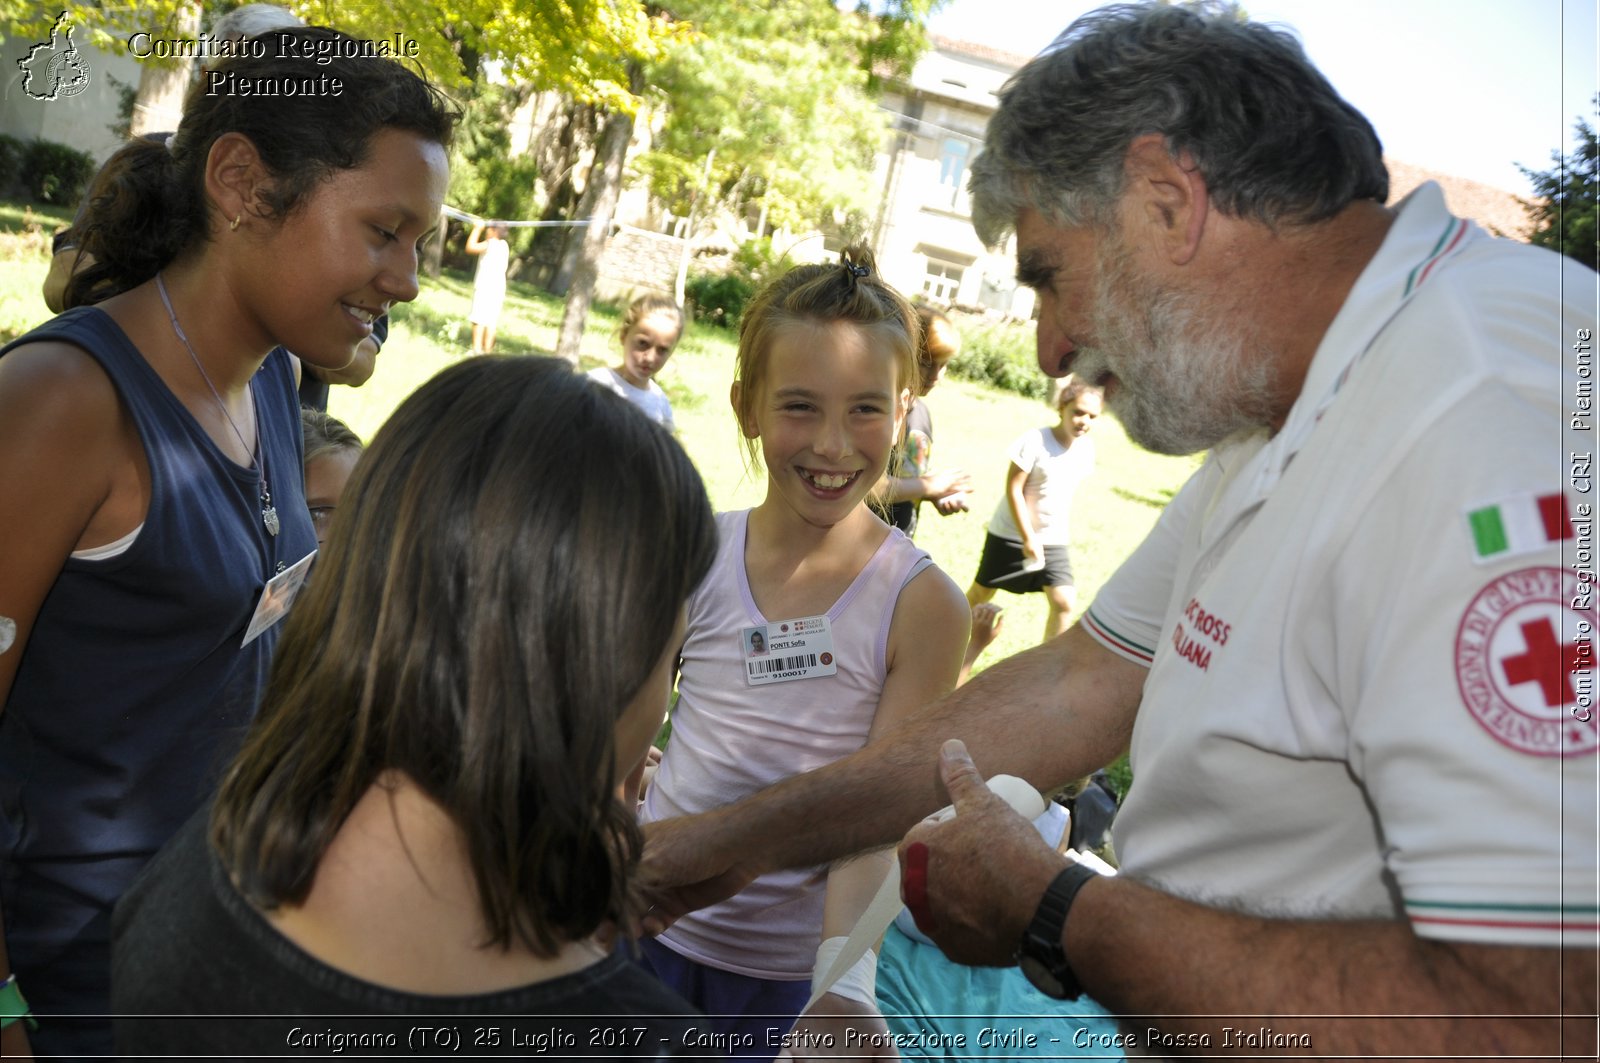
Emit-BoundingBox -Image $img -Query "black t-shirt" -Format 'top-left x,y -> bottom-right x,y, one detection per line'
113,811 -> 715,1061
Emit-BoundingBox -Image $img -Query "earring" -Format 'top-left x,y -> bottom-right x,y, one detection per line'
230,214 -> 241,231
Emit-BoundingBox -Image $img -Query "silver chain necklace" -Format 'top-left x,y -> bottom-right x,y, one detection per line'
155,273 -> 280,537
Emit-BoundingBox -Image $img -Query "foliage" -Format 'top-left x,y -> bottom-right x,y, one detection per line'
634,0 -> 903,238
0,1 -> 683,104
19,140 -> 96,206
946,315 -> 1050,400
445,84 -> 541,256
1519,96 -> 1599,274
0,136 -> 24,199
684,237 -> 787,328
850,0 -> 947,91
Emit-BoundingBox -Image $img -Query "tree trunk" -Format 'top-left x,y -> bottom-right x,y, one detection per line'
552,62 -> 642,364
129,2 -> 199,137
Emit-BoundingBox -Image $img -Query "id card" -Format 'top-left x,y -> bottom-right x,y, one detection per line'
241,550 -> 317,647
743,614 -> 837,686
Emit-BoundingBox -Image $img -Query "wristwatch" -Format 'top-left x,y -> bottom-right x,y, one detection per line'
1016,862 -> 1099,1000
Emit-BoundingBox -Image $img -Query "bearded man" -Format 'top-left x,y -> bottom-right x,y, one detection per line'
640,3 -> 1597,1056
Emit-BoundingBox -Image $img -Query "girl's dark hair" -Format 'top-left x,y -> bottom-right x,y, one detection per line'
66,26 -> 456,308
211,356 -> 717,956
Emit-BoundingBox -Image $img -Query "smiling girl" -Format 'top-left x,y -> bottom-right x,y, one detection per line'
637,246 -> 969,1056
0,28 -> 453,1059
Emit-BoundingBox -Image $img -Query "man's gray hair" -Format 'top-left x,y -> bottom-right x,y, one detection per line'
969,1 -> 1389,245
210,3 -> 304,42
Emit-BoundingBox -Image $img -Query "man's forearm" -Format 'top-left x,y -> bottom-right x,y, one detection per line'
721,626 -> 1139,876
1071,872 -> 1594,1058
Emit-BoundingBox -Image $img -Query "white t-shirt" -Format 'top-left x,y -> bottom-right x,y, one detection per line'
586,366 -> 674,430
986,427 -> 1095,546
1083,182 -> 1598,947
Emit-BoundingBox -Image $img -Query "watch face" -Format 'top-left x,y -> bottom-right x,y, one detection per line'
1019,952 -> 1068,999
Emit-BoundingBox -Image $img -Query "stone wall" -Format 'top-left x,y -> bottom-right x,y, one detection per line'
595,226 -> 685,303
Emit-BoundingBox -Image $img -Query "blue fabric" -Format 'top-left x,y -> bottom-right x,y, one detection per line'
0,307 -> 315,1058
876,925 -> 1125,1060
636,936 -> 810,1061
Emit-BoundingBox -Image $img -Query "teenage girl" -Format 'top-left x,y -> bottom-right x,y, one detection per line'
638,246 -> 970,1055
0,29 -> 453,1059
112,357 -> 717,1056
300,408 -> 363,549
587,294 -> 685,430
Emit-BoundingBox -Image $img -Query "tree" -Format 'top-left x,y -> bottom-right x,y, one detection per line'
553,62 -> 644,362
1519,96 -> 1599,274
635,0 -> 941,247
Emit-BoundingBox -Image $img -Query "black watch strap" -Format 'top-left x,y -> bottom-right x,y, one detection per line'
1017,862 -> 1100,1000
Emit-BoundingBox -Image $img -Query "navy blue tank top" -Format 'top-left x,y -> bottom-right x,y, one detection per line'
0,307 -> 315,1043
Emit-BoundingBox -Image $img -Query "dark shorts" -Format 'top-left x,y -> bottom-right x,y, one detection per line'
973,532 -> 1074,592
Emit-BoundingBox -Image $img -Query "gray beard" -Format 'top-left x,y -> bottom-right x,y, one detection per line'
1079,250 -> 1279,456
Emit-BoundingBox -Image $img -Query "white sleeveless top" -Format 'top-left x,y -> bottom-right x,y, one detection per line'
641,509 -> 932,978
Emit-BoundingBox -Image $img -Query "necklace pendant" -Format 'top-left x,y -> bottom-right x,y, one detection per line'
263,504 -> 280,537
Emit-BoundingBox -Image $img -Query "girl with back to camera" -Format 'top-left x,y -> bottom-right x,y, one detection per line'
638,246 -> 970,1056
113,357 -> 718,1057
0,28 -> 452,1059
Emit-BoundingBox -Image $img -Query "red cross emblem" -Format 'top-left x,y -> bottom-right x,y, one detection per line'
1455,567 -> 1597,757
1501,618 -> 1591,707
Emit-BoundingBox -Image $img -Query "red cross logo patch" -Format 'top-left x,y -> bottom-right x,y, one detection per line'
1455,566 -> 1597,757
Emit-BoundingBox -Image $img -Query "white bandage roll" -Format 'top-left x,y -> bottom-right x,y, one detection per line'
812,935 -> 877,1007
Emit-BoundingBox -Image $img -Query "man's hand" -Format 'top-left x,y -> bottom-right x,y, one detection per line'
778,995 -> 897,1061
637,812 -> 760,935
896,740 -> 1064,966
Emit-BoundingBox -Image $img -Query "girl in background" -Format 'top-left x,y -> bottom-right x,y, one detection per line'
0,29 -> 452,1059
638,246 -> 969,1057
466,222 -> 509,354
300,408 -> 363,548
873,307 -> 971,535
114,357 -> 717,1056
588,294 -> 685,430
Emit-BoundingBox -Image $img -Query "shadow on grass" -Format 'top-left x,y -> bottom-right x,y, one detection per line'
1112,484 -> 1179,509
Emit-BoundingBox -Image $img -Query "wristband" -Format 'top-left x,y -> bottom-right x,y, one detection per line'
0,973 -> 38,1032
812,935 -> 877,1007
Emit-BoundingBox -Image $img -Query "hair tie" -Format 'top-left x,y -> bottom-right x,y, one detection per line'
845,262 -> 869,278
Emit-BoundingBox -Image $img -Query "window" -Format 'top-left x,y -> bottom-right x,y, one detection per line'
937,137 -> 969,210
923,260 -> 964,304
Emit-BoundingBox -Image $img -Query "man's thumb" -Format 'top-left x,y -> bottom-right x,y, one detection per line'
938,738 -> 987,805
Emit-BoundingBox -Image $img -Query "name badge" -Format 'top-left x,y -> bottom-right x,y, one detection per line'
241,550 -> 317,647
743,615 -> 838,686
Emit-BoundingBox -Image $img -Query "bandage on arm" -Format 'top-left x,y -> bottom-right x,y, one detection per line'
805,774 -> 1045,1008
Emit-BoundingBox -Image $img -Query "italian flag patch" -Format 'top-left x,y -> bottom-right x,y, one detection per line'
1467,492 -> 1572,563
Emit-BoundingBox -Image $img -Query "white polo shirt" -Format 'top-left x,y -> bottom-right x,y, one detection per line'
1083,183 -> 1598,947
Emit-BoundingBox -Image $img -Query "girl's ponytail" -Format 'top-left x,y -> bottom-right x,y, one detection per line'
64,134 -> 205,308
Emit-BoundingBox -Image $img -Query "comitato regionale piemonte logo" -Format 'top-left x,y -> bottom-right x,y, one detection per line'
19,12 -> 92,102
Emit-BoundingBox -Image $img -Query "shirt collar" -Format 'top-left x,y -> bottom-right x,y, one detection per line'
1197,183 -> 1480,542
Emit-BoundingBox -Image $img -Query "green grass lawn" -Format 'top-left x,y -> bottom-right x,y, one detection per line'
0,195 -> 1199,679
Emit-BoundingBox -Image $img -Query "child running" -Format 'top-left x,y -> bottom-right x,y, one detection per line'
587,294 -> 684,429
638,246 -> 970,1056
967,376 -> 1103,643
